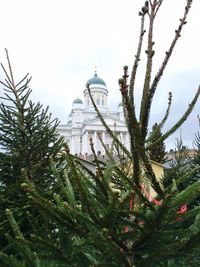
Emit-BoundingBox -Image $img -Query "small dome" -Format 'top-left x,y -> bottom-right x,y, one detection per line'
67,120 -> 72,126
73,98 -> 83,104
86,73 -> 106,87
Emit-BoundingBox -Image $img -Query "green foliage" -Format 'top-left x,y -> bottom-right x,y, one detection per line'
190,131 -> 200,206
148,123 -> 166,164
163,138 -> 191,189
0,1 -> 200,267
0,51 -> 64,253
3,155 -> 200,267
163,136 -> 200,208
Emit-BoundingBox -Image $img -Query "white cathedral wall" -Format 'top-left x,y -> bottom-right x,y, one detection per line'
58,75 -> 130,156
81,131 -> 89,154
72,109 -> 83,127
58,124 -> 130,155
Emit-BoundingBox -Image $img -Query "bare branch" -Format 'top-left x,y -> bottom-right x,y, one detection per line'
147,85 -> 200,150
0,63 -> 13,85
5,49 -> 15,88
129,13 -> 146,107
154,0 -> 163,17
148,0 -> 193,114
158,91 -> 172,129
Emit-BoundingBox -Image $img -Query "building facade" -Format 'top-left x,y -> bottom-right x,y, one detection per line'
58,71 -> 129,155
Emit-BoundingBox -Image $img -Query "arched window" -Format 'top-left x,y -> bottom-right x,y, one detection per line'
96,93 -> 100,105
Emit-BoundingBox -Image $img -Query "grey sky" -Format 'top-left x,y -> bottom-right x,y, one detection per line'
0,0 -> 199,150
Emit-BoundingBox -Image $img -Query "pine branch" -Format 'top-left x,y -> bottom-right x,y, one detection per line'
139,1 -> 155,141
176,165 -> 200,186
169,180 -> 200,208
141,152 -> 164,197
129,9 -> 146,107
119,68 -> 142,186
157,91 -> 172,129
74,157 -> 108,196
98,134 -> 156,210
5,209 -> 38,267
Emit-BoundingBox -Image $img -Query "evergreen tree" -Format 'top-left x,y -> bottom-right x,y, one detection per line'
148,123 -> 166,164
163,138 -> 191,189
163,135 -> 200,208
193,132 -> 200,175
0,50 -> 64,253
191,131 -> 200,207
1,1 -> 200,267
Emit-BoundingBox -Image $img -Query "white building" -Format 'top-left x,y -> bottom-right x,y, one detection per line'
58,71 -> 129,155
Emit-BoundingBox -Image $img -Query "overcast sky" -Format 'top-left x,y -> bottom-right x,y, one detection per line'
0,0 -> 199,150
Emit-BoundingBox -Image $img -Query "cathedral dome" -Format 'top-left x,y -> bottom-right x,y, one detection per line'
67,119 -> 72,126
86,73 -> 106,87
73,98 -> 83,104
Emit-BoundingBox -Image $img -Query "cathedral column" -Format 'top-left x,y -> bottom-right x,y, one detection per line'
94,131 -> 97,152
71,136 -> 75,154
80,136 -> 82,154
85,131 -> 88,155
102,131 -> 105,154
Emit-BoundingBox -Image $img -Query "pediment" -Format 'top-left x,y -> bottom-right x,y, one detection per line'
85,115 -> 126,127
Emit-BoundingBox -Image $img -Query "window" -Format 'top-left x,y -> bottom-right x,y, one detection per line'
97,99 -> 100,105
101,95 -> 105,106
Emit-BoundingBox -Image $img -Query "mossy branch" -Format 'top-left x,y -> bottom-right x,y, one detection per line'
139,1 -> 156,142
129,11 -> 146,107
119,68 -> 141,186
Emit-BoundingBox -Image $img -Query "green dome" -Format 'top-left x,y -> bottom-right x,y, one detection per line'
73,98 -> 83,104
67,120 -> 72,125
86,73 -> 106,86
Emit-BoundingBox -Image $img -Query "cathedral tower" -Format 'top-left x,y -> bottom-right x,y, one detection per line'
83,70 -> 108,113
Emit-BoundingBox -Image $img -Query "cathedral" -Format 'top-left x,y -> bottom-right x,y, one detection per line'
58,71 -> 129,155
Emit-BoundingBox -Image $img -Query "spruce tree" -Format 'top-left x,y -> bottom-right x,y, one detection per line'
191,131 -> 200,207
163,135 -> 200,208
0,50 -> 64,253
1,1 -> 200,267
163,138 -> 191,189
193,132 -> 200,175
148,123 -> 166,164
